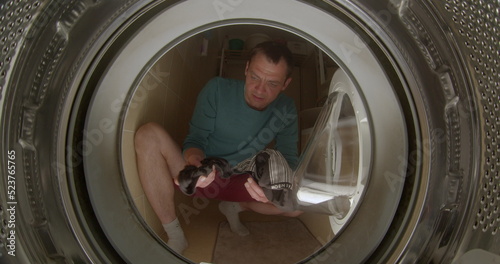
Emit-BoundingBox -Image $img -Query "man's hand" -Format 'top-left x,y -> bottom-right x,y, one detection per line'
195,165 -> 216,188
184,147 -> 205,167
186,155 -> 203,167
245,177 -> 269,203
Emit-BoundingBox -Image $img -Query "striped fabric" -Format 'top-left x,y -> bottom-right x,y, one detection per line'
233,149 -> 297,211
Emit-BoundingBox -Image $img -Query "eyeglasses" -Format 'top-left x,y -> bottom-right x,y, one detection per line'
248,73 -> 285,91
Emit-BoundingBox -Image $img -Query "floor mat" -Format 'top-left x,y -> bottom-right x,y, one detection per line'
212,219 -> 322,264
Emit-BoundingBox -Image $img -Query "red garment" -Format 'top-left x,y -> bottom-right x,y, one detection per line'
175,173 -> 255,202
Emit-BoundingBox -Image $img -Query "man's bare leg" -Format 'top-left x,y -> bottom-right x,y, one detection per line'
134,122 -> 187,253
218,202 -> 250,236
219,200 -> 302,236
219,172 -> 302,235
240,201 -> 302,217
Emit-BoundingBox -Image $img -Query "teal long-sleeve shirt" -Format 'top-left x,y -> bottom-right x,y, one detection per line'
183,77 -> 299,169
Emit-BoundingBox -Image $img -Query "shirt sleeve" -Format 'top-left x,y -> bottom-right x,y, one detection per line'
182,78 -> 219,153
275,99 -> 299,170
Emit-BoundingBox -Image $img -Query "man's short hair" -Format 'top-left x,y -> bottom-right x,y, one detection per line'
248,41 -> 294,79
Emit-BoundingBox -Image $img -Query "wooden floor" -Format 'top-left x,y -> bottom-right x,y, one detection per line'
175,193 -> 298,263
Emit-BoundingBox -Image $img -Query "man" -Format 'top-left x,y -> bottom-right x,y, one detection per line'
134,41 -> 301,254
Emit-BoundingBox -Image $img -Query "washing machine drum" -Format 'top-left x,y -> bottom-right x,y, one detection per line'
0,0 -> 498,263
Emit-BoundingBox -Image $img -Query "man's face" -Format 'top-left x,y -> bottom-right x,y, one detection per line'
244,52 -> 291,111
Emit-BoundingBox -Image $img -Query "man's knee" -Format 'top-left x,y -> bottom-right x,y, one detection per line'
135,122 -> 164,151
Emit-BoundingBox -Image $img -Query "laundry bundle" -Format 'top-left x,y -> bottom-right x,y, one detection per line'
178,149 -> 297,211
233,149 -> 296,211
